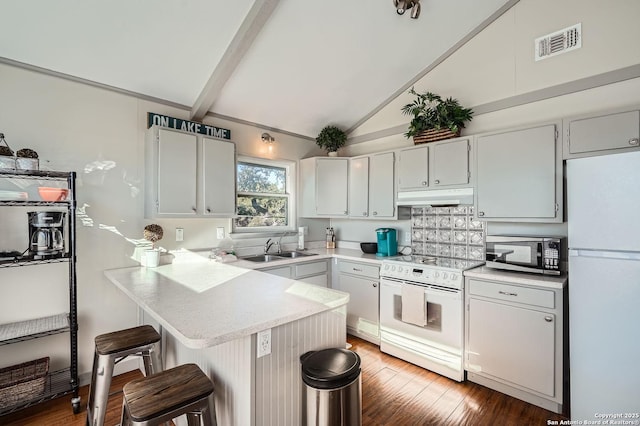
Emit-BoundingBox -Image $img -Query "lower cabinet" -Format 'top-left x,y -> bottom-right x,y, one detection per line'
465,276 -> 566,414
333,259 -> 380,344
260,259 -> 329,287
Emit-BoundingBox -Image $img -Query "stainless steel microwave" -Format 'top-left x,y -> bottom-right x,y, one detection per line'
485,235 -> 563,275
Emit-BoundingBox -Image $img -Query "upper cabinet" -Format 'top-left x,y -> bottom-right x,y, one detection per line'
349,152 -> 395,219
474,123 -> 562,223
145,126 -> 236,218
563,108 -> 640,159
397,138 -> 471,192
299,157 -> 349,218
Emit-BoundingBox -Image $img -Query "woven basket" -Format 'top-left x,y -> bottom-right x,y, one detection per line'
0,357 -> 49,409
412,128 -> 460,145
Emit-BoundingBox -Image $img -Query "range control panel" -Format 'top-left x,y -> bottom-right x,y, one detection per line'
380,262 -> 463,289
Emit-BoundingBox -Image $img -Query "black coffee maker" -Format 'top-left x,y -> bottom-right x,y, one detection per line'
28,211 -> 65,258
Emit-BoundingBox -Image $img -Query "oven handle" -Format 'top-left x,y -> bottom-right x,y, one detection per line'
380,277 -> 461,297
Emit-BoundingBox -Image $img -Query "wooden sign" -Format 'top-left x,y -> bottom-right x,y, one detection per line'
147,112 -> 231,140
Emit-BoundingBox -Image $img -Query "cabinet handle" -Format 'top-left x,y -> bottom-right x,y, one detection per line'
206,208 -> 211,213
630,138 -> 639,146
372,283 -> 378,288
344,210 -> 348,215
363,212 -> 368,216
422,181 -> 427,186
353,268 -> 363,272
498,290 -> 518,297
373,211 -> 378,216
192,207 -> 197,213
478,211 -> 485,217
434,179 -> 440,184
544,316 -> 553,322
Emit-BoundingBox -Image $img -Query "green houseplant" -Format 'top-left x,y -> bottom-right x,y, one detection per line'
315,125 -> 347,156
401,88 -> 473,144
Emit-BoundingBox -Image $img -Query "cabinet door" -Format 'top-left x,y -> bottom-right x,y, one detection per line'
336,273 -> 379,336
316,159 -> 348,216
261,266 -> 291,278
476,124 -> 557,220
431,139 -> 469,186
202,137 -> 236,216
369,152 -> 395,218
157,129 -> 197,215
349,157 -> 369,218
397,145 -> 429,191
566,110 -> 639,156
467,298 -> 555,397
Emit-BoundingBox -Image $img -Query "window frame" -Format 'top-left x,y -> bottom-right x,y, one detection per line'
232,155 -> 297,234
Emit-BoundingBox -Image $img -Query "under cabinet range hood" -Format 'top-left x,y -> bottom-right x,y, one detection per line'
396,187 -> 474,206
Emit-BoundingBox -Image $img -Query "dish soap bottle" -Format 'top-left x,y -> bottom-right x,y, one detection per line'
326,227 -> 336,249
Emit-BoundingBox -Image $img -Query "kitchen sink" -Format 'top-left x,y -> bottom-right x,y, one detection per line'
276,251 -> 316,258
241,251 -> 317,262
241,254 -> 285,263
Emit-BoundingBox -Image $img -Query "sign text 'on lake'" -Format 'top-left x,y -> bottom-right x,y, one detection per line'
147,112 -> 231,140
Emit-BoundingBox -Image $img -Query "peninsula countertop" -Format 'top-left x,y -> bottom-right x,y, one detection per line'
104,259 -> 349,349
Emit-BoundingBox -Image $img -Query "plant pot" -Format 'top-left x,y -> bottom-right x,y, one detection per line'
144,249 -> 160,267
328,151 -> 338,157
412,128 -> 460,145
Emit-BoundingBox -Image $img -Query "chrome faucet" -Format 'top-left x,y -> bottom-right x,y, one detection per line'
264,238 -> 275,254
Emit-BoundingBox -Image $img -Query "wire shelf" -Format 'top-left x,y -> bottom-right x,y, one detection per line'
0,368 -> 76,416
0,313 -> 70,346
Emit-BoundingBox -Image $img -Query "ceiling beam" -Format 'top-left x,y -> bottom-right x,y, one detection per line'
190,0 -> 280,121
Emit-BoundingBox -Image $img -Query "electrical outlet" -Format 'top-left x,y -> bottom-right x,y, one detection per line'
176,228 -> 184,242
257,329 -> 271,358
216,227 -> 225,240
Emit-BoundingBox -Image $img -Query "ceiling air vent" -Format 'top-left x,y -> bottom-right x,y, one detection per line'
535,23 -> 582,61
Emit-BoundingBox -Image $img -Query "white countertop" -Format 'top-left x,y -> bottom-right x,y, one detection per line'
464,266 -> 567,289
104,259 -> 349,349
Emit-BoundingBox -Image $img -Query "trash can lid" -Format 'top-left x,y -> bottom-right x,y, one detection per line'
300,348 -> 361,390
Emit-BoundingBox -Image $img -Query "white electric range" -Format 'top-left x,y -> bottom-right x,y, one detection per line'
379,255 -> 483,381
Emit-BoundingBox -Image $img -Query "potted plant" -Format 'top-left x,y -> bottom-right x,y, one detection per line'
315,125 -> 347,156
143,224 -> 164,267
401,88 -> 473,144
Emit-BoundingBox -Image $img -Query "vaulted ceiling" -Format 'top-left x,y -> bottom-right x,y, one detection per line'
0,0 -> 513,139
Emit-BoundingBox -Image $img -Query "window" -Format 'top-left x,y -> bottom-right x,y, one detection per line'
234,157 -> 295,231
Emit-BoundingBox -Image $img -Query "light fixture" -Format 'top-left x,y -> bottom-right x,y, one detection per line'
261,133 -> 275,143
394,0 -> 421,19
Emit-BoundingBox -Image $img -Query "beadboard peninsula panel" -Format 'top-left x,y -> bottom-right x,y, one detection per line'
254,307 -> 347,426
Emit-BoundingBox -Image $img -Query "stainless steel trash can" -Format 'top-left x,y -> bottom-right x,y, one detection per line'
301,348 -> 362,426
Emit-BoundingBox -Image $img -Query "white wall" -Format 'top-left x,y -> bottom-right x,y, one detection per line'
0,63 -> 322,378
349,0 -> 640,142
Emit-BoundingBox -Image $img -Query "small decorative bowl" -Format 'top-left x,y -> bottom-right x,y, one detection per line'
360,242 -> 378,254
38,187 -> 69,202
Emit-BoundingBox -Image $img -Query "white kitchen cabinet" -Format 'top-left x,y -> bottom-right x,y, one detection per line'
260,259 -> 329,287
299,157 -> 348,217
475,123 -> 562,222
145,126 -> 236,218
397,138 -> 470,192
349,152 -> 395,219
334,259 -> 380,344
465,275 -> 565,414
563,108 -> 640,159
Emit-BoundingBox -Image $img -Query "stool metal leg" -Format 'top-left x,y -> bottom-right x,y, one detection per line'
142,341 -> 163,376
87,352 -> 115,426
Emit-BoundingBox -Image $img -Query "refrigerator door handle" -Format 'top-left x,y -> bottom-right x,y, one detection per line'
569,248 -> 640,261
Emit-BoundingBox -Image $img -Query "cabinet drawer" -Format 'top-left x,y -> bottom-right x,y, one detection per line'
468,279 -> 554,309
295,260 -> 327,278
338,260 -> 379,279
262,266 -> 291,278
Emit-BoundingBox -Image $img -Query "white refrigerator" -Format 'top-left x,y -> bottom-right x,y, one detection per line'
567,150 -> 640,420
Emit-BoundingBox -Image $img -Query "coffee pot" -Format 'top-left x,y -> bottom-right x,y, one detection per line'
28,211 -> 65,257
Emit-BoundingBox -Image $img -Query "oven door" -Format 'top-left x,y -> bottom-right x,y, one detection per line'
379,277 -> 463,352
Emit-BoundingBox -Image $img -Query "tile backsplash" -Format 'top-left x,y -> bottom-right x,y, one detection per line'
410,205 -> 485,261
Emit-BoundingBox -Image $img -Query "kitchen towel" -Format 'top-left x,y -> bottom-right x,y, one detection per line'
401,283 -> 427,327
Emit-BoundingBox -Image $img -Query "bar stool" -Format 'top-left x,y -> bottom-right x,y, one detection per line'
86,325 -> 163,426
120,363 -> 216,426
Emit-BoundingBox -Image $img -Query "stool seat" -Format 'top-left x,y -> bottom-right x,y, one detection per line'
123,363 -> 214,423
95,324 -> 161,355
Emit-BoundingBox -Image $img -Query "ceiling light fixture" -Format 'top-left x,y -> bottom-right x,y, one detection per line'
261,133 -> 275,143
394,0 -> 421,19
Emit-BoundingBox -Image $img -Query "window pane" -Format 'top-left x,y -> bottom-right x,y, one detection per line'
237,162 -> 286,194
235,195 -> 288,228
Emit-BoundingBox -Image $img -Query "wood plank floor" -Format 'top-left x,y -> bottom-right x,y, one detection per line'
1,336 -> 568,425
